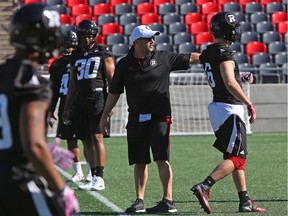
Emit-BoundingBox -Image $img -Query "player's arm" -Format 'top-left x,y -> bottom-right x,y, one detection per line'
189,52 -> 201,64
62,66 -> 77,123
19,100 -> 65,192
220,61 -> 252,105
220,60 -> 256,123
104,56 -> 115,86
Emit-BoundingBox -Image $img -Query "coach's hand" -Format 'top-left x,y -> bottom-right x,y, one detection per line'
247,104 -> 256,124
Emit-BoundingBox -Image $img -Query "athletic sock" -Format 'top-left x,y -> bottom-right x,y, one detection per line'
96,166 -> 104,178
203,176 -> 215,188
73,162 -> 83,175
238,191 -> 250,203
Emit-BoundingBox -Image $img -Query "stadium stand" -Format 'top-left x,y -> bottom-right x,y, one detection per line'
12,0 -> 287,84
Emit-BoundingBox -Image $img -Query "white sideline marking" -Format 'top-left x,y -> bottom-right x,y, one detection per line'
56,166 -> 130,216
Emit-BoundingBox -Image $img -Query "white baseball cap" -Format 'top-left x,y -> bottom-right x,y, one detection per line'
131,25 -> 160,42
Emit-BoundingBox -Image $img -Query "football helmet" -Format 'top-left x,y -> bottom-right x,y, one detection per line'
210,12 -> 241,43
58,30 -> 78,56
10,3 -> 61,62
77,19 -> 98,51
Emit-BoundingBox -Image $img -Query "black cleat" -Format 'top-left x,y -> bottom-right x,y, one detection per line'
191,183 -> 212,214
146,199 -> 177,214
125,198 -> 146,213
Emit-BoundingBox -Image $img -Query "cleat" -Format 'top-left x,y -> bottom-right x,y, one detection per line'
125,198 -> 146,213
78,176 -> 105,191
67,173 -> 85,182
239,199 -> 266,213
191,183 -> 211,214
146,199 -> 177,214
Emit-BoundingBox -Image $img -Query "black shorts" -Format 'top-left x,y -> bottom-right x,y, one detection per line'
0,164 -> 64,216
73,91 -> 105,140
126,115 -> 172,165
56,103 -> 77,140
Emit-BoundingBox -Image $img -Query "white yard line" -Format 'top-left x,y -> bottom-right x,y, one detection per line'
56,166 -> 130,216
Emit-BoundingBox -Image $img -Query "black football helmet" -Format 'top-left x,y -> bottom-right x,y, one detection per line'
10,3 -> 61,62
77,19 -> 98,51
58,30 -> 78,56
210,12 -> 241,43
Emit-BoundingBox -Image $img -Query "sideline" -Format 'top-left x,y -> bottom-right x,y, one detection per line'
56,166 -> 130,216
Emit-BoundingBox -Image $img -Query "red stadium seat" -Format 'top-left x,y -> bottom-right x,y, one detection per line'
271,12 -> 288,25
75,14 -> 95,26
71,4 -> 91,17
66,0 -> 86,8
189,21 -> 208,35
246,41 -> 267,62
93,3 -> 113,17
195,31 -> 214,45
184,13 -> 203,25
277,21 -> 288,38
101,23 -> 123,36
110,0 -> 131,6
195,0 -> 213,5
96,34 -> 105,45
60,14 -> 74,25
137,2 -> 157,16
201,2 -> 220,15
141,13 -> 162,25
153,0 -> 174,6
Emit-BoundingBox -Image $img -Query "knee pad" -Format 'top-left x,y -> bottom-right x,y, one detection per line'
228,155 -> 246,170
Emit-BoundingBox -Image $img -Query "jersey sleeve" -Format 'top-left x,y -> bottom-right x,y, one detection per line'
218,45 -> 234,63
14,62 -> 52,105
163,51 -> 190,71
109,58 -> 125,94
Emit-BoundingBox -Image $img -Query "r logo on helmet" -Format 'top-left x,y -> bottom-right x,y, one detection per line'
226,14 -> 236,24
43,9 -> 61,29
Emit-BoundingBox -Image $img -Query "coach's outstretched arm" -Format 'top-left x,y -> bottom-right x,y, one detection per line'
190,52 -> 201,64
100,93 -> 120,135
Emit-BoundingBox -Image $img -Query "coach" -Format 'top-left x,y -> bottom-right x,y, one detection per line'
100,25 -> 200,214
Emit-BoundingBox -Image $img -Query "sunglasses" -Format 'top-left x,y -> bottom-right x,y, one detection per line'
139,36 -> 155,42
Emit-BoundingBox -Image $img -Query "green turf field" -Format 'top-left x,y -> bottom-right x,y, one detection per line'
55,132 -> 287,215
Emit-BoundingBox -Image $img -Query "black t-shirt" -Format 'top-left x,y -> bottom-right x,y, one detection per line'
200,43 -> 242,105
0,59 -> 51,165
49,56 -> 70,114
110,47 -> 190,116
69,45 -> 113,94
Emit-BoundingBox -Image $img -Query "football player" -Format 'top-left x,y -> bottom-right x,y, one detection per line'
62,19 -> 115,191
48,30 -> 92,182
0,3 -> 79,215
191,12 -> 266,214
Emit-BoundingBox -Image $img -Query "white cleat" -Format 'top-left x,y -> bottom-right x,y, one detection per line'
78,176 -> 105,191
68,173 -> 85,182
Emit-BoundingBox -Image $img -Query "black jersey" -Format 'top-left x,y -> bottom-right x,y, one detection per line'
49,56 -> 70,115
110,47 -> 190,116
200,43 -> 242,105
69,45 -> 113,94
0,59 -> 51,165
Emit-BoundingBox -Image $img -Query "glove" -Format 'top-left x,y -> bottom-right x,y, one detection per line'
47,112 -> 57,128
58,185 -> 80,216
241,72 -> 254,84
47,139 -> 74,170
247,104 -> 256,124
